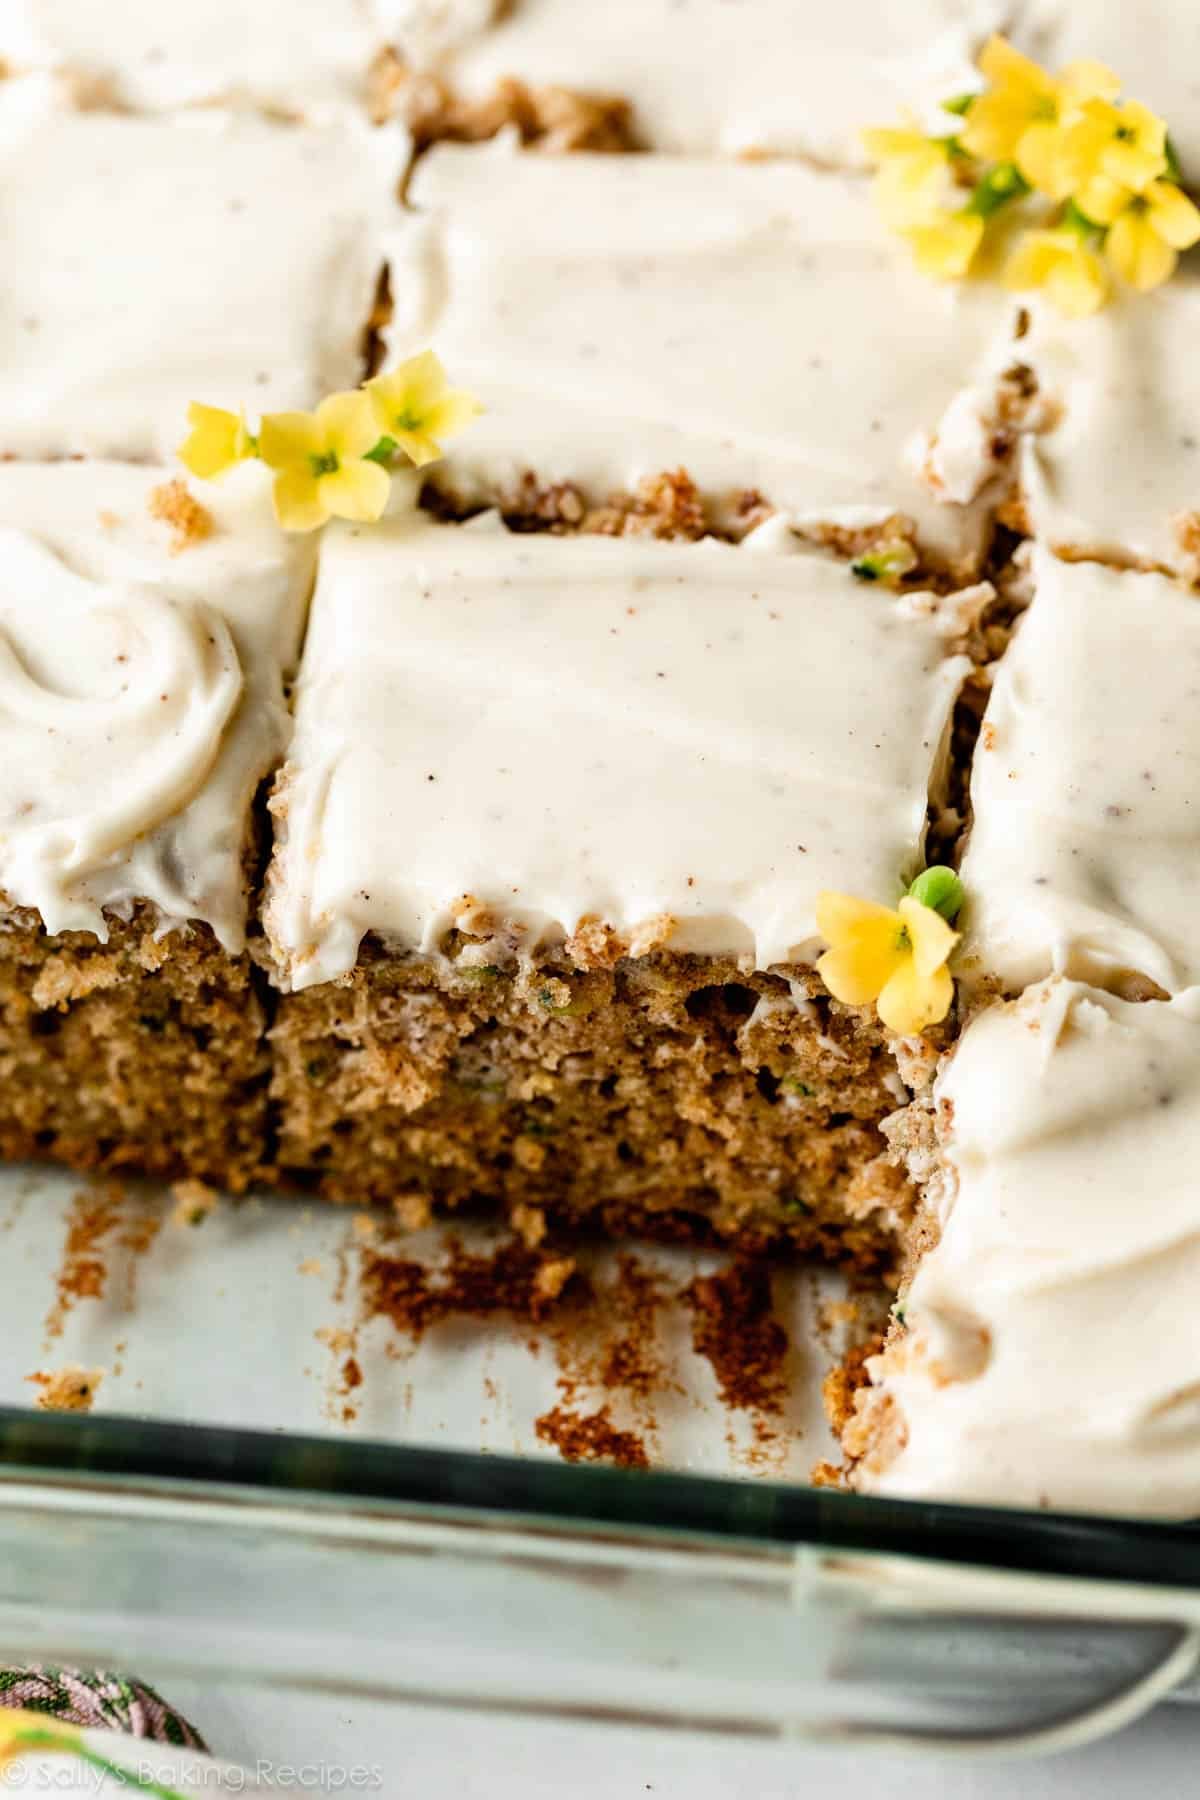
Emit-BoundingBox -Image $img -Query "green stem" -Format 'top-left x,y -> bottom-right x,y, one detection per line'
1061,198 -> 1105,242
364,434 -> 398,465
12,1728 -> 190,1799
962,161 -> 1030,219
75,1745 -> 191,1799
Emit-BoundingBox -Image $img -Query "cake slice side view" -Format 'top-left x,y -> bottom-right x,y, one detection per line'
262,509 -> 973,1257
0,465 -> 313,1191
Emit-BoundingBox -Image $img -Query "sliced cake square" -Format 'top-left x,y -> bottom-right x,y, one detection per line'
1014,275 -> 1200,579
264,509 -> 971,1252
0,77 -> 403,461
960,546 -> 1200,998
0,463 -> 313,1188
381,0 -> 999,164
385,143 -> 1030,581
0,1 -> 384,116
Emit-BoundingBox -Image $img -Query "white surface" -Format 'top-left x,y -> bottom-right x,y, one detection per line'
0,1164 -> 841,1476
136,1679 -> 1200,1796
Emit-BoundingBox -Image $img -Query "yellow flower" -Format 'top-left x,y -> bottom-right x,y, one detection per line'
177,403 -> 256,480
1085,178 -> 1200,291
258,391 -> 391,533
1062,97 -> 1168,198
815,883 -> 960,1036
862,125 -> 956,229
0,1709 -> 82,1769
1005,226 -> 1109,316
904,211 -> 985,280
366,350 -> 482,469
961,35 -> 1119,199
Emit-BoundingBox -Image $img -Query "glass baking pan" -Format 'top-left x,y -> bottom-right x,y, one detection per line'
1,1162 -> 1198,1760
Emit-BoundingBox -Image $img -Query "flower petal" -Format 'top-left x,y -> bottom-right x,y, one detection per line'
271,467 -> 329,532
1047,247 -> 1108,316
259,410 -> 323,471
1073,171 -> 1133,225
861,125 -> 933,162
1004,227 -> 1066,290
314,388 -> 380,460
818,945 -> 900,1009
1016,120 -> 1075,198
905,213 -> 984,280
393,426 -> 447,469
977,35 -> 1050,99
367,349 -> 449,429
1146,180 -> 1200,250
898,896 -> 960,981
1056,58 -> 1120,111
318,459 -> 392,524
1103,137 -> 1167,195
1107,208 -> 1177,289
426,387 -> 484,440
815,893 -> 907,1006
178,403 -> 245,480
877,959 -> 955,1035
960,89 -> 1035,163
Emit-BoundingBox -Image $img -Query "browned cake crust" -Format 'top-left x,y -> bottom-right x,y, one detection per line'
371,49 -> 638,152
267,934 -> 924,1268
0,897 -> 269,1193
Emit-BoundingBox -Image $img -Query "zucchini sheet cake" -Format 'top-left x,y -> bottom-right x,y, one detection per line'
2,1 -> 1200,1515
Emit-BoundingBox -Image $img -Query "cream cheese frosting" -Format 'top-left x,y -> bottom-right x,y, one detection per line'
0,1 -> 381,115
265,512 -> 970,990
960,546 -> 1200,997
859,978 -> 1200,1517
1017,276 -> 1200,578
0,463 -> 313,950
1010,0 -> 1200,178
0,78 -> 404,462
386,143 -> 1027,579
382,0 -> 1004,164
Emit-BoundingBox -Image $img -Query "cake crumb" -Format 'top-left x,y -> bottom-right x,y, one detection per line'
297,1257 -> 323,1276
628,913 -> 677,957
170,1178 -> 219,1228
393,1192 -> 433,1232
316,1325 -> 356,1355
683,1258 -> 789,1414
148,479 -> 213,554
361,1236 -> 579,1341
510,1202 -> 547,1249
565,917 -> 626,969
28,1364 -> 104,1414
351,1212 -> 379,1242
535,1403 -> 649,1469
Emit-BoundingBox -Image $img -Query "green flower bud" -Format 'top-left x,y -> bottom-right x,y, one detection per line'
907,865 -> 965,922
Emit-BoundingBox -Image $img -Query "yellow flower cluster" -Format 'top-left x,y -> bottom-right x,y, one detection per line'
178,351 -> 481,532
864,36 -> 1200,316
815,866 -> 964,1036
